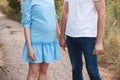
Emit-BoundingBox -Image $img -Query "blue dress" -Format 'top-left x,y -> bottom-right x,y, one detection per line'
21,0 -> 61,63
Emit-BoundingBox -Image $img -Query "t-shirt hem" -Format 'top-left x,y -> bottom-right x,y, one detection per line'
65,33 -> 97,38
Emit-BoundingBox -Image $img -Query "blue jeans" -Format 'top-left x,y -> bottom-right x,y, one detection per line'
66,36 -> 101,80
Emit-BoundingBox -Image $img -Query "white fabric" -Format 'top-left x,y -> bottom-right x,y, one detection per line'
65,0 -> 98,37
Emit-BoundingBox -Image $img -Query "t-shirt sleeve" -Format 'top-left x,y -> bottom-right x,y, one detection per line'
64,0 -> 68,2
21,0 -> 31,28
94,0 -> 100,1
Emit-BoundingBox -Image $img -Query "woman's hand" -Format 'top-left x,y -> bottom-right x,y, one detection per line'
24,28 -> 36,61
28,47 -> 36,61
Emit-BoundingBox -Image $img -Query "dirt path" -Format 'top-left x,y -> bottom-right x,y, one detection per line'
0,12 -> 112,80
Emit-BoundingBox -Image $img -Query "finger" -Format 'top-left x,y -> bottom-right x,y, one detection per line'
63,46 -> 67,51
63,47 -> 66,51
93,49 -> 96,55
30,55 -> 35,61
29,56 -> 34,60
30,54 -> 36,61
64,43 -> 67,47
63,46 -> 66,50
97,50 -> 103,54
31,56 -> 35,61
95,50 -> 99,55
61,43 -> 66,48
93,49 -> 98,55
59,39 -> 64,47
59,41 -> 62,47
100,49 -> 103,53
33,54 -> 36,60
60,42 -> 64,47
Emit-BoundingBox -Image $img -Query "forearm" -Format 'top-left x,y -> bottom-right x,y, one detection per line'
56,23 -> 60,39
24,28 -> 32,50
60,2 -> 68,37
96,14 -> 106,43
61,13 -> 68,36
95,0 -> 106,43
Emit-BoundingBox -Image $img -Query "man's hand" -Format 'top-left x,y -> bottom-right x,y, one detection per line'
59,35 -> 67,51
93,42 -> 103,55
93,0 -> 106,55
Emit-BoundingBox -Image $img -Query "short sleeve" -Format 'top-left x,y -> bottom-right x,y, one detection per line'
21,0 -> 31,28
64,0 -> 68,2
94,0 -> 100,1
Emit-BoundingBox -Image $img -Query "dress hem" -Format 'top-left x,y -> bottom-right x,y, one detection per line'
23,58 -> 62,64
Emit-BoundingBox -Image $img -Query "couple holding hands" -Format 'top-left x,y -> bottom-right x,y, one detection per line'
21,0 -> 106,80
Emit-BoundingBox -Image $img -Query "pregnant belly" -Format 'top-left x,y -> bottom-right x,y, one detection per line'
30,21 -> 56,42
31,4 -> 56,33
31,21 -> 56,33
30,4 -> 57,41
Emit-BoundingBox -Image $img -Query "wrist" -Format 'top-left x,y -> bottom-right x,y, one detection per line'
28,46 -> 33,50
96,36 -> 103,43
60,33 -> 65,37
96,39 -> 102,44
60,35 -> 66,39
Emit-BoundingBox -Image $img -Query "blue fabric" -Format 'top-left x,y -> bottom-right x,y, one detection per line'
66,36 -> 101,80
21,0 -> 61,63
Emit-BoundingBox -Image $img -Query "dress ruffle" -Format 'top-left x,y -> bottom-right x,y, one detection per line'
23,40 -> 62,63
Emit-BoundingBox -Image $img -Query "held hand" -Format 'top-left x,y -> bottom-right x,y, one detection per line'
59,35 -> 67,51
28,47 -> 36,61
93,42 -> 103,55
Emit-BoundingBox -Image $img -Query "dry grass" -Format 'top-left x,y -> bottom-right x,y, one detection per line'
0,44 -> 3,48
0,0 -> 8,11
99,21 -> 120,79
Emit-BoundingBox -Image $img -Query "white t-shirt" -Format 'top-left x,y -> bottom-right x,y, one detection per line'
65,0 -> 99,37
